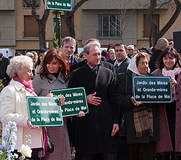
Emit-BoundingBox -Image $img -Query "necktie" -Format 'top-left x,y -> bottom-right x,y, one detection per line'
115,64 -> 119,73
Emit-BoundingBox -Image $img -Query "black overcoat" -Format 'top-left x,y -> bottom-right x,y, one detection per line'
68,64 -> 119,154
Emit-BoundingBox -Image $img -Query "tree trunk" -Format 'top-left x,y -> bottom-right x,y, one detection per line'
156,1 -> 181,41
38,21 -> 46,49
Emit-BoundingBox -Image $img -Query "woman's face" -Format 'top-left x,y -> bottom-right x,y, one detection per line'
137,57 -> 149,75
17,67 -> 33,81
39,54 -> 44,62
163,54 -> 176,70
46,58 -> 60,74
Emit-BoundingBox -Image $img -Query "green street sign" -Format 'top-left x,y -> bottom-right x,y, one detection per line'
46,0 -> 72,11
50,87 -> 89,117
26,97 -> 63,126
133,76 -> 172,103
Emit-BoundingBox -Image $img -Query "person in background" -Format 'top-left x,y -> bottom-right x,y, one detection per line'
101,50 -> 109,61
0,53 -> 10,92
107,48 -> 116,65
114,43 -> 130,160
26,52 -> 37,75
114,43 -> 130,75
126,45 -> 135,59
31,51 -> 38,65
32,48 -> 71,160
149,38 -> 169,72
0,55 -> 43,159
61,36 -> 77,67
35,49 -> 46,74
152,47 -> 181,160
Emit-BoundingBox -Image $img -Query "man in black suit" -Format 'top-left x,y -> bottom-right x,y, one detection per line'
114,43 -> 130,160
68,43 -> 119,160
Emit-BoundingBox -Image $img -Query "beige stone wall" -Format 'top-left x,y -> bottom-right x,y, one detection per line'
0,0 -> 16,47
76,0 -> 181,49
16,0 -> 54,50
0,0 -> 15,10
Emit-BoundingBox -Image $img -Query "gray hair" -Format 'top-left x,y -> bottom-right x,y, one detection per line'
61,36 -> 76,46
6,55 -> 33,78
83,43 -> 100,54
84,38 -> 101,48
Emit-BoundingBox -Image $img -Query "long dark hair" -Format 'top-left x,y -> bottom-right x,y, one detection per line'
40,48 -> 69,78
156,47 -> 181,69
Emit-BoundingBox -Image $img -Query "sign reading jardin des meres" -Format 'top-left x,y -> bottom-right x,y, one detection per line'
133,76 -> 172,103
26,97 -> 63,126
50,87 -> 89,117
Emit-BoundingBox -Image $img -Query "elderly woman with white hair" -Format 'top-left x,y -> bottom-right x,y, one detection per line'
0,55 -> 43,159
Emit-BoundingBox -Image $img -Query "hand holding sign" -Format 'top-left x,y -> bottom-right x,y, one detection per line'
58,95 -> 65,106
78,111 -> 86,117
50,88 -> 88,117
47,92 -> 65,106
131,96 -> 142,107
170,78 -> 177,88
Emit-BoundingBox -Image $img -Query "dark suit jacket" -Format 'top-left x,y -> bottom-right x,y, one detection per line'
68,64 -> 119,154
114,58 -> 130,75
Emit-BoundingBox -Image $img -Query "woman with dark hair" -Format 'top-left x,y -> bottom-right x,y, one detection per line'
32,48 -> 71,160
152,47 -> 181,160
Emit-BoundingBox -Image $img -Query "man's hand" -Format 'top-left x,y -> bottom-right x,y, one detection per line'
87,92 -> 102,106
111,123 -> 119,136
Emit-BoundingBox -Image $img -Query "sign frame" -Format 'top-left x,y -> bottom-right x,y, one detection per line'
50,87 -> 89,117
133,76 -> 172,103
45,0 -> 72,11
26,96 -> 64,127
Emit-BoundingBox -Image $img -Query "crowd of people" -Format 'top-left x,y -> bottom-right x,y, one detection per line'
0,36 -> 181,160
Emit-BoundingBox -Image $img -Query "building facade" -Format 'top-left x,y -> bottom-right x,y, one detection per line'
0,0 -> 55,54
0,0 -> 16,48
74,0 -> 181,48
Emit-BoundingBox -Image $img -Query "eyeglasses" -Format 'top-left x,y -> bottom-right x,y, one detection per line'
115,49 -> 124,52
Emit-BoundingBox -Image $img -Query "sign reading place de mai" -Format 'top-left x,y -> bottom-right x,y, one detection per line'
27,97 -> 63,127
51,87 -> 88,117
46,0 -> 72,11
133,76 -> 172,103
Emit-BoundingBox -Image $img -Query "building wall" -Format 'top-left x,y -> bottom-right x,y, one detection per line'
75,9 -> 137,46
0,0 -> 16,47
75,0 -> 181,48
16,0 -> 54,50
0,0 -> 15,10
81,0 -> 167,10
